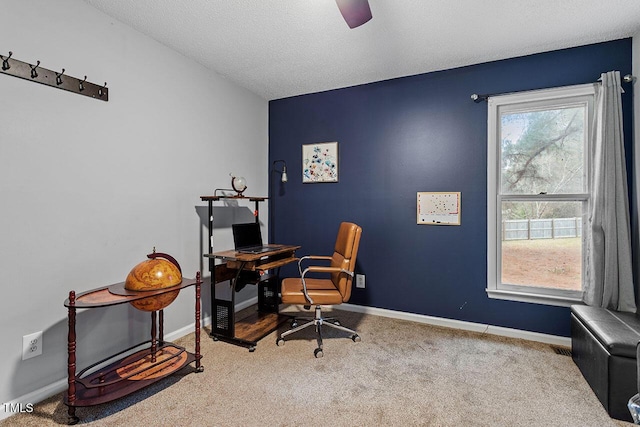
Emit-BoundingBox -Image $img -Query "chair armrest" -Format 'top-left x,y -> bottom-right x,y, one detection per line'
304,266 -> 353,276
301,255 -> 333,261
298,255 -> 332,268
297,255 -> 332,277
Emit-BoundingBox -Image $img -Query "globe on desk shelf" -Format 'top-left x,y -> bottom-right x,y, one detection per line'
230,174 -> 247,197
124,251 -> 182,311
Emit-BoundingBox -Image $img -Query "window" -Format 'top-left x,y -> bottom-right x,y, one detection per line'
487,84 -> 595,306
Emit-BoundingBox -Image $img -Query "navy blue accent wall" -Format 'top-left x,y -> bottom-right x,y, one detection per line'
268,38 -> 634,337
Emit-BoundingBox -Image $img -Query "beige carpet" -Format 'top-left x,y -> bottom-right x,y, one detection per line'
1,307 -> 635,426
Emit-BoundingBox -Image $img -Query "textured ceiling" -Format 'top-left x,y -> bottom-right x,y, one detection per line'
83,0 -> 640,100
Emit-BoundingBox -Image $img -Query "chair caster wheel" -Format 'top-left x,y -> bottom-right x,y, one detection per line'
351,334 -> 361,342
314,348 -> 324,358
249,346 -> 255,352
276,338 -> 285,346
196,365 -> 205,373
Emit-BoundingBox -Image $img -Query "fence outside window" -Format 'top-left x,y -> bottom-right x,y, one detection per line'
502,217 -> 582,241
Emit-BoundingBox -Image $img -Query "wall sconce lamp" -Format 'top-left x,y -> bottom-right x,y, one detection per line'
270,160 -> 288,242
273,160 -> 288,183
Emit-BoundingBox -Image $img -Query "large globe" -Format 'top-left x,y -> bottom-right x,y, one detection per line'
125,258 -> 182,311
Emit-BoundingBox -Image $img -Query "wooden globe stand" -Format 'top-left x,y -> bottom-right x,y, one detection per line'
63,271 -> 203,425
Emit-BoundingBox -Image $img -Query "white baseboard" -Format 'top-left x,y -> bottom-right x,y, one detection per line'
3,297 -> 569,421
339,303 -> 571,347
1,378 -> 68,421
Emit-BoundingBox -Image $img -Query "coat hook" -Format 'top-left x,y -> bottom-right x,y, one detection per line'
55,68 -> 65,86
79,76 -> 87,92
98,82 -> 107,97
1,51 -> 12,71
30,60 -> 40,79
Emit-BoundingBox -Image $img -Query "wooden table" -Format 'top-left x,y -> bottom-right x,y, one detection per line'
205,245 -> 300,351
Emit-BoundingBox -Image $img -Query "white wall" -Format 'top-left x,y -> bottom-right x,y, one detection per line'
0,0 -> 268,410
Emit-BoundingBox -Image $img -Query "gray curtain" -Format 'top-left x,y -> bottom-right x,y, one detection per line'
584,71 -> 636,312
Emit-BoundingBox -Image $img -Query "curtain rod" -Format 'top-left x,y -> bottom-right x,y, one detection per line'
470,74 -> 635,103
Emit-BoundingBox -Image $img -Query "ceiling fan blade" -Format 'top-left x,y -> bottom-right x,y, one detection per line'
335,0 -> 372,29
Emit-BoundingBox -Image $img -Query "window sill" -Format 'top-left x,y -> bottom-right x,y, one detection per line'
486,288 -> 583,307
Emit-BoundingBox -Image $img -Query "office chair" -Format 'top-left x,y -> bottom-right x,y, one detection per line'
276,222 -> 362,357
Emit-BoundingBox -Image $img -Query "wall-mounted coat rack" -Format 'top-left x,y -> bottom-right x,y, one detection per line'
0,51 -> 108,102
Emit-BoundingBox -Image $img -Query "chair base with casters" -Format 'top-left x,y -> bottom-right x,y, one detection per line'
276,305 -> 360,358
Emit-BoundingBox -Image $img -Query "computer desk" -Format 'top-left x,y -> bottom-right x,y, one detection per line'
204,244 -> 300,351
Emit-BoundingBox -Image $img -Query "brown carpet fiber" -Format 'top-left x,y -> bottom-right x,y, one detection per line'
1,306 -> 634,426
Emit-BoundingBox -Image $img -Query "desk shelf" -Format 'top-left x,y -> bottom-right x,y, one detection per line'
234,311 -> 289,344
63,274 -> 203,424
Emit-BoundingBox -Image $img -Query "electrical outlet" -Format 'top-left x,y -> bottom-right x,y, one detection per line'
22,331 -> 43,360
356,274 -> 365,288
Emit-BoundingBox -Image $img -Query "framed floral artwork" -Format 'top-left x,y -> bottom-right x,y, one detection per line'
302,141 -> 338,183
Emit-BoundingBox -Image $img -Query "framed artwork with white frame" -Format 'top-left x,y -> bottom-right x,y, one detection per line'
302,142 -> 338,183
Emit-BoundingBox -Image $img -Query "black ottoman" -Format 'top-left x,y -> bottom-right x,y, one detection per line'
571,305 -> 640,422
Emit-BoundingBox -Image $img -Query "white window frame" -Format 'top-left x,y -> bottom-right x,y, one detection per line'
487,83 -> 596,307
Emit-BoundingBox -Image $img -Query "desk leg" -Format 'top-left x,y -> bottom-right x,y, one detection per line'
209,258 -> 217,338
227,261 -> 247,338
208,200 -> 217,338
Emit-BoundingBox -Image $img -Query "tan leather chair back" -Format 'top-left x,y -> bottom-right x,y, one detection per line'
330,222 -> 362,303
